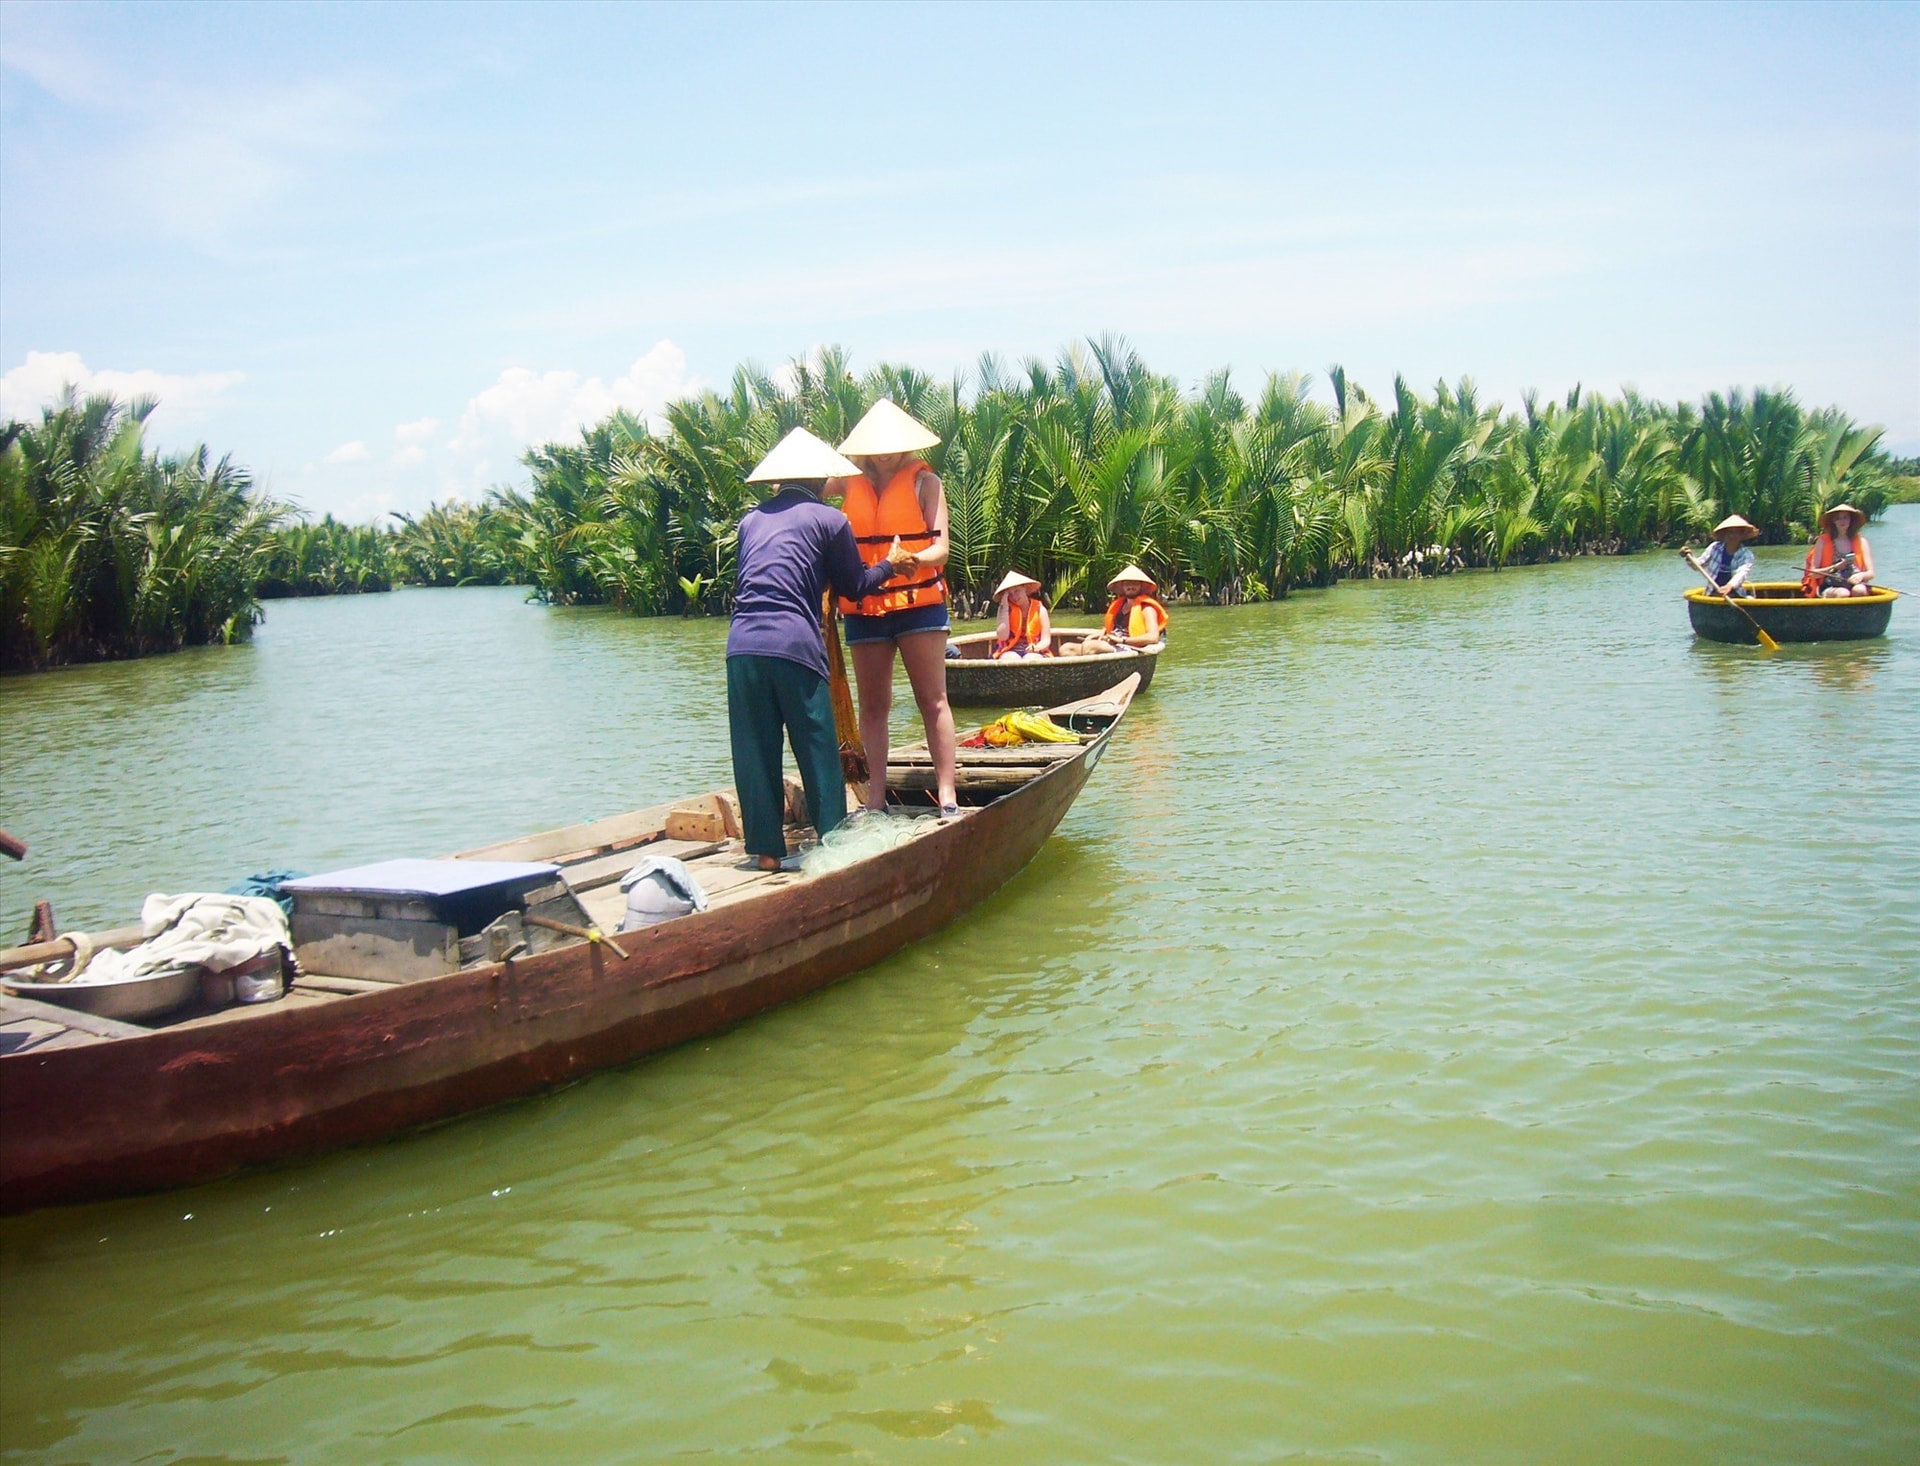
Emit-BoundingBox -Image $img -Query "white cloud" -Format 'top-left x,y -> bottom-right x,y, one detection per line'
446,341 -> 697,484
0,39 -> 116,107
339,490 -> 400,524
324,440 -> 369,463
390,417 -> 439,466
0,350 -> 244,429
126,76 -> 382,242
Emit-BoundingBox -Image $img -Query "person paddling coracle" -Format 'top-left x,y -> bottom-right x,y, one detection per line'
1681,516 -> 1759,597
828,401 -> 960,818
729,429 -> 916,872
990,571 -> 1052,660
1803,503 -> 1876,598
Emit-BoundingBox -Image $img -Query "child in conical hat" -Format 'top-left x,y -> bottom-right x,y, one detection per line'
990,570 -> 1052,660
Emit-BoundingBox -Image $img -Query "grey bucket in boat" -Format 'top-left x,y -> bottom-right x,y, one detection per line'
617,858 -> 705,932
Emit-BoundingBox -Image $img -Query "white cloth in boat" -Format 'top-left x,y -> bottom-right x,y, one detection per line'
78,893 -> 292,985
618,857 -> 709,931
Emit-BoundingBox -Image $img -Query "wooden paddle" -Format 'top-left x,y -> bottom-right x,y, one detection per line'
1684,551 -> 1780,651
0,926 -> 143,974
522,913 -> 630,960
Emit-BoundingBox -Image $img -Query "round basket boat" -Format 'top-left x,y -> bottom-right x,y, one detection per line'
1685,582 -> 1899,644
944,627 -> 1163,706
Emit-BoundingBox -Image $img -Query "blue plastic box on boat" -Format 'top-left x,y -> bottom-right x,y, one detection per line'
283,859 -> 560,933
282,859 -> 569,981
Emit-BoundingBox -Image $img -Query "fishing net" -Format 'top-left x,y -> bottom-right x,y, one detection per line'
822,596 -> 867,783
800,809 -> 937,877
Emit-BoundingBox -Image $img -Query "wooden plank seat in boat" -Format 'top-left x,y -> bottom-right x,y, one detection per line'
892,743 -> 1083,766
886,736 -> 1086,798
0,1014 -> 95,1056
0,983 -> 351,1050
541,837 -> 731,894
0,995 -> 151,1055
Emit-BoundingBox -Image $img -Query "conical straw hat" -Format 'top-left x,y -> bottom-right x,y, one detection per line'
1106,563 -> 1157,592
992,570 -> 1042,600
746,427 -> 861,484
1820,502 -> 1865,530
1710,515 -> 1759,540
838,400 -> 941,456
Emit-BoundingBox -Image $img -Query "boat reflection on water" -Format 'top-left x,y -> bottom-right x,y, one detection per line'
1687,633 -> 1890,697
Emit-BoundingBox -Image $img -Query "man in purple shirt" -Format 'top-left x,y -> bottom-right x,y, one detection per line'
728,428 -> 914,870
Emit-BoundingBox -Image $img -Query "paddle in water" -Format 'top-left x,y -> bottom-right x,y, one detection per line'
1683,551 -> 1780,651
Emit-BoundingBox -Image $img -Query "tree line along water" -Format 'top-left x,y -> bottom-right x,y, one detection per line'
4,337 -> 1914,672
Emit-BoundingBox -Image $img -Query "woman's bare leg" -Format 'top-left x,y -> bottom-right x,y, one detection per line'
850,639 -> 897,812
897,630 -> 959,810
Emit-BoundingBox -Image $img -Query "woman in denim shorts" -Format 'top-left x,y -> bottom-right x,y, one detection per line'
828,401 -> 960,816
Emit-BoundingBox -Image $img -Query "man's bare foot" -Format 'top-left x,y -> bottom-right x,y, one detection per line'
756,855 -> 782,872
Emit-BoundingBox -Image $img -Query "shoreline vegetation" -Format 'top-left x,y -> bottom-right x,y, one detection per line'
2,340 -> 1905,673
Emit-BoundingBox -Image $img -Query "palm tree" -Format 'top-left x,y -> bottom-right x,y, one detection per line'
277,341 -> 1900,625
2,390 -> 284,670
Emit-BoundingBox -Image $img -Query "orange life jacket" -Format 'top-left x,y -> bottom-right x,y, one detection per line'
835,460 -> 945,616
1803,532 -> 1871,595
994,598 -> 1043,655
1103,594 -> 1168,639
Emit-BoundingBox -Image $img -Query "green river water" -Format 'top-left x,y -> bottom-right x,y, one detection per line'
2,512 -> 1916,1463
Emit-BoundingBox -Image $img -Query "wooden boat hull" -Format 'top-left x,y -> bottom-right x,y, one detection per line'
944,628 -> 1161,705
1685,583 -> 1898,644
0,683 -> 1137,1213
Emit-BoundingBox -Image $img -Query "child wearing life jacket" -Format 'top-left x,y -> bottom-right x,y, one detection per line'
1102,565 -> 1169,645
1802,503 -> 1875,598
1681,515 -> 1759,597
991,571 -> 1052,659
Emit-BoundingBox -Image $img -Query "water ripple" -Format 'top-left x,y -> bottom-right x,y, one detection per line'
3,521 -> 1919,1461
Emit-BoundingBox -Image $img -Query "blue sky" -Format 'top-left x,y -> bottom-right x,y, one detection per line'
2,1 -> 1915,521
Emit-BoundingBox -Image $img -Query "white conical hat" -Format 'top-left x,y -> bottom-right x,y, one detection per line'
838,400 -> 941,456
1710,514 -> 1759,539
1106,563 -> 1157,592
992,570 -> 1042,599
746,427 -> 861,484
1820,502 -> 1865,530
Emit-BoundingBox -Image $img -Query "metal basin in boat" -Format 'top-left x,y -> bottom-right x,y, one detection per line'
3,966 -> 200,1023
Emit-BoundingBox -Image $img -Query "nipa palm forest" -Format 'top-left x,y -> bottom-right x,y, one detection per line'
3,340 -> 1910,672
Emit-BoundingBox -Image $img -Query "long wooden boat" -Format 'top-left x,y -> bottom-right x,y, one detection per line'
1685,582 -> 1899,644
0,677 -> 1141,1214
944,627 -> 1163,706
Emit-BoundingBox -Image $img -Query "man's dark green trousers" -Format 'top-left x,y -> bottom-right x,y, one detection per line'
726,653 -> 849,860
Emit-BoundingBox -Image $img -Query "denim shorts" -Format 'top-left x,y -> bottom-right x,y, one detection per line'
843,602 -> 952,646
